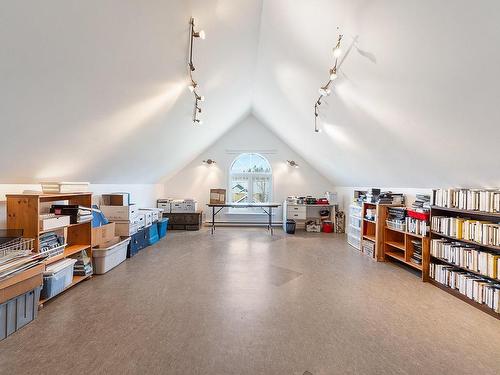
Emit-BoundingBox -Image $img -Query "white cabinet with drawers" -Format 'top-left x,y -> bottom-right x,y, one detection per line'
282,200 -> 336,232
287,205 -> 306,220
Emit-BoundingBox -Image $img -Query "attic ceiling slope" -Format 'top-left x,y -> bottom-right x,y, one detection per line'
0,0 -> 262,183
252,0 -> 500,188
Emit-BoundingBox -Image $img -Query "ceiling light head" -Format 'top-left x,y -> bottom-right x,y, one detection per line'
329,68 -> 338,80
195,30 -> 206,40
287,160 -> 299,168
203,159 -> 216,165
194,118 -> 203,125
333,47 -> 342,58
188,82 -> 197,92
314,128 -> 322,133
319,86 -> 331,96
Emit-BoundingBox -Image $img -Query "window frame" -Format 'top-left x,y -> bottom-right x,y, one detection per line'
228,153 -> 273,213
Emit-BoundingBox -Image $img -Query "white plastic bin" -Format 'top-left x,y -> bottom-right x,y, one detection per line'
92,237 -> 131,274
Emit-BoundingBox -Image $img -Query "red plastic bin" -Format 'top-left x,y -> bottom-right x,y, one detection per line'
322,221 -> 334,233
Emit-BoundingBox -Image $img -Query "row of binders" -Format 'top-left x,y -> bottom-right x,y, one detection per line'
432,188 -> 500,213
430,263 -> 500,313
431,216 -> 500,247
431,238 -> 500,280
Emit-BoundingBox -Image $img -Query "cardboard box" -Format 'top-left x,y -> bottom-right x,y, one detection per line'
171,201 -> 198,213
139,208 -> 162,222
157,201 -> 171,213
100,204 -> 138,221
101,193 -> 130,206
138,210 -> 153,227
114,221 -> 139,236
210,189 -> 226,204
137,214 -> 146,229
91,222 -> 116,247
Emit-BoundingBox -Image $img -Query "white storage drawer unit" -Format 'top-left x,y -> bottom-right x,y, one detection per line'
287,206 -> 306,220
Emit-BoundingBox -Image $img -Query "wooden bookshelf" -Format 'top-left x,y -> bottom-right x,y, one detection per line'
360,202 -> 403,261
430,205 -> 500,219
430,255 -> 500,283
383,224 -> 430,279
429,205 -> 500,319
6,192 -> 93,305
429,279 -> 500,320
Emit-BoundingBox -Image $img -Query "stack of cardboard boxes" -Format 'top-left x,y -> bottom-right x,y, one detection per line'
100,193 -> 163,257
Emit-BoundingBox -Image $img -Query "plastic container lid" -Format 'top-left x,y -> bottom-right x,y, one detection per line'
44,258 -> 77,275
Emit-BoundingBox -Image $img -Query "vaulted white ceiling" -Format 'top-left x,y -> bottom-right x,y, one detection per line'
1,1 -> 500,187
0,0 -> 262,183
253,0 -> 500,187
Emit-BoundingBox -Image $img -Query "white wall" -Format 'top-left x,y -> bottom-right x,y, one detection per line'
163,115 -> 335,223
0,0 -> 263,184
0,184 -> 164,229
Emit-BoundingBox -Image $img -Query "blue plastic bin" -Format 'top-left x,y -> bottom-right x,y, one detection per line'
1,287 -> 41,341
127,228 -> 148,258
147,224 -> 159,246
41,259 -> 77,300
157,218 -> 169,239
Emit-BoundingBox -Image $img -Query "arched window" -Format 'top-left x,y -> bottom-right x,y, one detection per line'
229,153 -> 272,204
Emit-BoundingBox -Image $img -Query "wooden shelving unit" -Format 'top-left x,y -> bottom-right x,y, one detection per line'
6,192 -> 93,305
429,205 -> 500,319
360,202 -> 402,261
383,225 -> 430,279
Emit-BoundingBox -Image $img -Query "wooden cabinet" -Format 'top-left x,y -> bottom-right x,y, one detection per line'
163,212 -> 203,230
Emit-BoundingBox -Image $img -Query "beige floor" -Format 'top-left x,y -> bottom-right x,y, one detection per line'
1,228 -> 499,375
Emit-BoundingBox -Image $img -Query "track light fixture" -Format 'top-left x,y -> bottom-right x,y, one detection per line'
188,17 -> 206,125
287,160 -> 300,168
314,31 -> 344,133
203,159 -> 216,165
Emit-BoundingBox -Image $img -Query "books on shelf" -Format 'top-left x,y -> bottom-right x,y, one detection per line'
432,188 -> 500,213
378,192 -> 404,205
71,250 -> 93,277
430,263 -> 500,313
431,216 -> 500,247
411,240 -> 423,265
412,194 -> 431,213
431,239 -> 499,279
50,205 -> 93,224
406,217 -> 428,236
386,207 -> 406,231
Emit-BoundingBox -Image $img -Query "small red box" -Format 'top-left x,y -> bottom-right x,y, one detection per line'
407,210 -> 430,221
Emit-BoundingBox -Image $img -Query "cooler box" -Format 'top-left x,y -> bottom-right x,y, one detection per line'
41,258 -> 78,300
0,287 -> 41,341
147,224 -> 159,246
157,218 -> 169,239
92,237 -> 130,274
